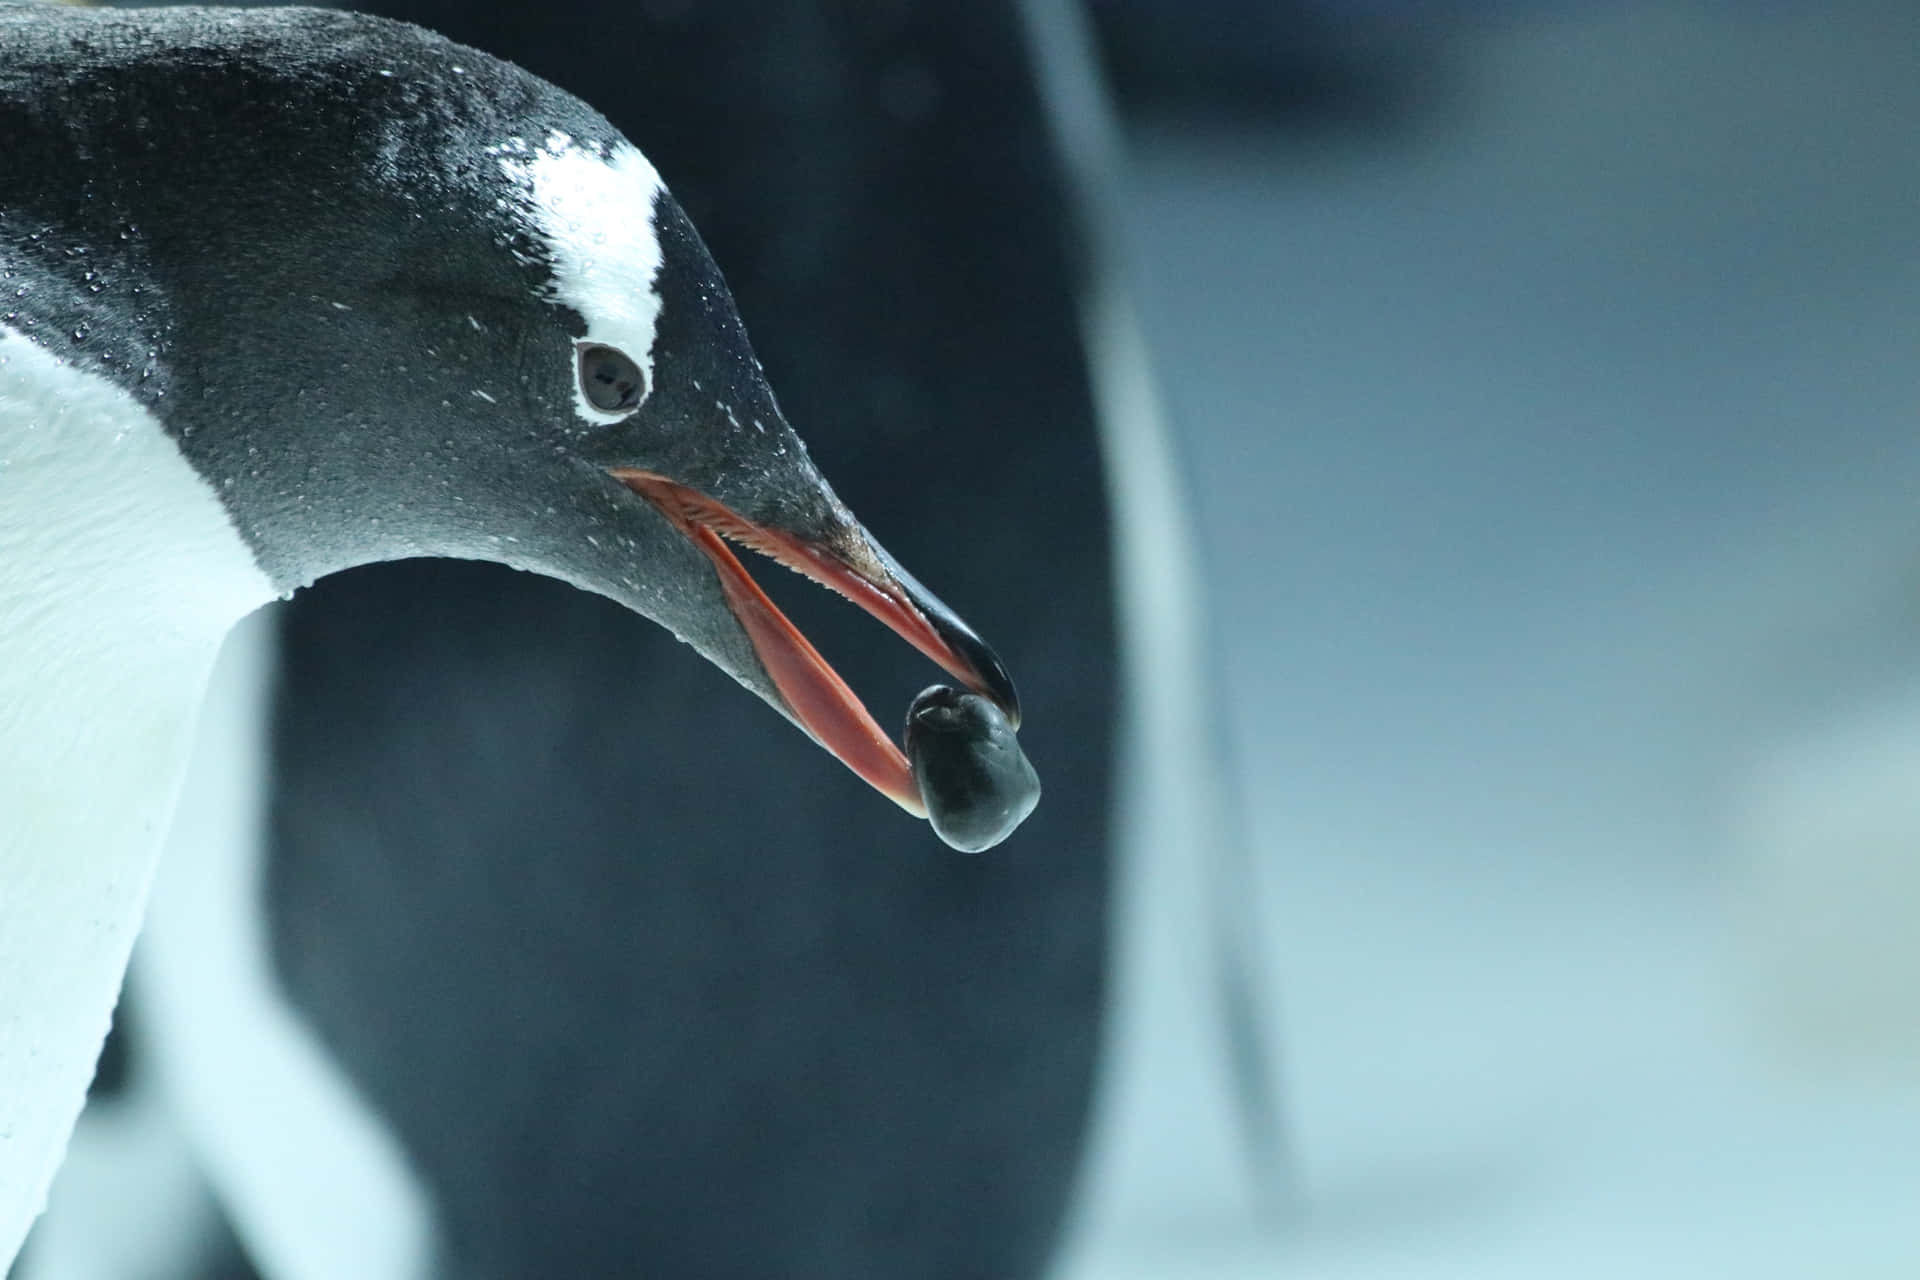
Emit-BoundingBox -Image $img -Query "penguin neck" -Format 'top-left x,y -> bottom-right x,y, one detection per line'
0,323 -> 273,1260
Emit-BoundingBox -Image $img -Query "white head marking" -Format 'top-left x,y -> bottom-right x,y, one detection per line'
495,131 -> 667,425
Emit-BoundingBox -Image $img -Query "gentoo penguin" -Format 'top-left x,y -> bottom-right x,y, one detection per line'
160,5 -> 1112,1279
0,4 -> 1034,1269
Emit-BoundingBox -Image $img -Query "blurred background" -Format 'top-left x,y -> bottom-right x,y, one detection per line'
1070,0 -> 1920,1275
23,0 -> 1920,1276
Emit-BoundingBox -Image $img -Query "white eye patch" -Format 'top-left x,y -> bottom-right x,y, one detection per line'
494,130 -> 666,425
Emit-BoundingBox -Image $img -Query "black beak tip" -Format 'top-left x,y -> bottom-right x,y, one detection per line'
875,546 -> 1023,728
950,625 -> 1021,729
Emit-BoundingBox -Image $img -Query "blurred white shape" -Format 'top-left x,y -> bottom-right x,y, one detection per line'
1733,683 -> 1920,1079
136,608 -> 436,1280
14,1075 -> 222,1280
1019,0 -> 1290,1255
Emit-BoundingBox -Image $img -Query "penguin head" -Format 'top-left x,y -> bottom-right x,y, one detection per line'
6,9 -> 1017,809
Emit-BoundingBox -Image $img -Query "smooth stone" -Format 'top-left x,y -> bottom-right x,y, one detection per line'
905,684 -> 1041,853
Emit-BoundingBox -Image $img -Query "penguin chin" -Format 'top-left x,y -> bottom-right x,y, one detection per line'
614,469 -> 1014,817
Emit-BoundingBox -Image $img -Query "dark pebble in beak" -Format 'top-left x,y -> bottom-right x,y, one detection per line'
903,685 -> 1041,853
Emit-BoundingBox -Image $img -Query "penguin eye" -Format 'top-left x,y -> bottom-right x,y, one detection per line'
578,343 -> 646,414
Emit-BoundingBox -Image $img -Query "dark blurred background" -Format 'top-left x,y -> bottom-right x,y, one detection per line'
24,1 -> 1920,1277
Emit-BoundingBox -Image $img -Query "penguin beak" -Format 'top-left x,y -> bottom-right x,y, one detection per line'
610,470 -> 1020,816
